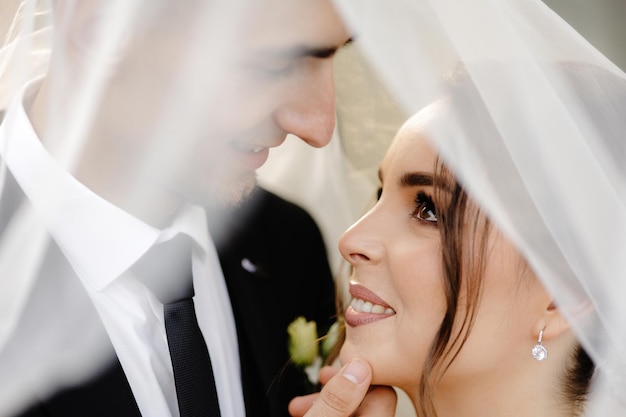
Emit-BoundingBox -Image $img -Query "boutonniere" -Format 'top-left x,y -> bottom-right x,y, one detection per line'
287,316 -> 343,386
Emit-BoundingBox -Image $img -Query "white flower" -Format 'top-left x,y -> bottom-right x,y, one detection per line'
288,316 -> 343,386
304,356 -> 323,385
287,316 -> 319,367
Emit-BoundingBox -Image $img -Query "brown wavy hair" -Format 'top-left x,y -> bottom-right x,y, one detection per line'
413,62 -> 597,417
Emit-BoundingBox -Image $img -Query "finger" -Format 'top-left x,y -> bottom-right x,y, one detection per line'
303,358 -> 372,417
318,366 -> 340,385
289,393 -> 320,417
356,385 -> 397,417
288,366 -> 341,416
288,366 -> 340,416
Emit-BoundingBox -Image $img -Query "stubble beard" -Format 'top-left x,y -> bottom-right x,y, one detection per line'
187,170 -> 257,211
212,171 -> 257,210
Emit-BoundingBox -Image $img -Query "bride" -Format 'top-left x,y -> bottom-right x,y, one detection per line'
283,0 -> 626,414
291,59 -> 624,417
339,62 -> 606,417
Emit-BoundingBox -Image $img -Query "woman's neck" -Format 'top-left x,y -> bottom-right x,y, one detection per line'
407,362 -> 579,417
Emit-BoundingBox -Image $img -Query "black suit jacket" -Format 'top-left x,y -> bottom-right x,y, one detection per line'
211,186 -> 337,417
11,185 -> 336,417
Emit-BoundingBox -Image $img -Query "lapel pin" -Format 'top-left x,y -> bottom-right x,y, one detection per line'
241,258 -> 269,278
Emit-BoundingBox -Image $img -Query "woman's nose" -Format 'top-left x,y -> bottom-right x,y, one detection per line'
338,211 -> 385,266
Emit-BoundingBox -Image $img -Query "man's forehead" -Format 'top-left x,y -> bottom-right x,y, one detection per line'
241,0 -> 350,51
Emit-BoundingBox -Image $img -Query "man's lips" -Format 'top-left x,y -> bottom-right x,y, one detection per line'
345,282 -> 396,327
231,142 -> 265,153
230,141 -> 270,170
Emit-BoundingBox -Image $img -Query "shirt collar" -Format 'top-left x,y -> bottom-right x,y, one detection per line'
0,79 -> 210,291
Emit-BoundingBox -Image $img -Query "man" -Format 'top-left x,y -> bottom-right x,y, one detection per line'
288,360 -> 397,417
0,1 -> 355,416
210,185 -> 337,416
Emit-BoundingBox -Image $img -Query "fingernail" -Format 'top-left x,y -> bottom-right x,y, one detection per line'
342,359 -> 368,384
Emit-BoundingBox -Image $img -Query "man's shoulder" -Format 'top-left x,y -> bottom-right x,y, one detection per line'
251,186 -> 315,224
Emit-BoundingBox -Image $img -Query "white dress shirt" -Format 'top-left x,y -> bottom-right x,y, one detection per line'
0,80 -> 245,417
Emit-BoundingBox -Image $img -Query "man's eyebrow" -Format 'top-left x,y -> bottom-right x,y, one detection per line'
252,38 -> 354,62
292,37 -> 354,59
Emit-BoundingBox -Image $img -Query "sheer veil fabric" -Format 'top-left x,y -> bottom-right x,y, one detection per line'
270,1 -> 626,415
1,1 -> 625,416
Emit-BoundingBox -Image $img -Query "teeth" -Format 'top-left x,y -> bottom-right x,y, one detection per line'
350,297 -> 395,315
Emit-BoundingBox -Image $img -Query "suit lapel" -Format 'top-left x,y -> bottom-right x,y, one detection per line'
214,189 -> 320,417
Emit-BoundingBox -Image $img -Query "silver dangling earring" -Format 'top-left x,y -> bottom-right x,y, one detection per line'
531,329 -> 548,361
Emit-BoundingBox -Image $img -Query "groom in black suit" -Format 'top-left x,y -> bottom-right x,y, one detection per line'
212,186 -> 337,417
12,184 -> 336,417
1,1 -> 350,416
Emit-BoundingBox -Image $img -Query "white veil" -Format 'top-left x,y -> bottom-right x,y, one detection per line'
0,1 -> 349,414
1,0 -> 625,416
265,0 -> 626,415
332,1 -> 626,415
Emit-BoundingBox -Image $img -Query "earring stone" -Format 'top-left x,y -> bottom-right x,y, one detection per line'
531,329 -> 548,361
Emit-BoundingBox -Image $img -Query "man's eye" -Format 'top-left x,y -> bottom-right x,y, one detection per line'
413,191 -> 437,223
256,60 -> 295,78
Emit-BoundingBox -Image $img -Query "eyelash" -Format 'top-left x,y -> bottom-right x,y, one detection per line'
376,187 -> 438,224
413,191 -> 437,224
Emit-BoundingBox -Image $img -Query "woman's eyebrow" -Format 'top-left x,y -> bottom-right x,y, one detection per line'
379,169 -> 447,191
399,172 -> 433,187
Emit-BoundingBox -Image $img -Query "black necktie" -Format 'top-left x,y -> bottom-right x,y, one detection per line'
163,285 -> 221,417
133,235 -> 221,417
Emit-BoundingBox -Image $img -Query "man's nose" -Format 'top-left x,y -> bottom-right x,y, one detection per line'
273,60 -> 336,148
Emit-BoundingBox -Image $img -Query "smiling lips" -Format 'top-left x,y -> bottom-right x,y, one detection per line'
231,141 -> 270,170
345,282 -> 396,327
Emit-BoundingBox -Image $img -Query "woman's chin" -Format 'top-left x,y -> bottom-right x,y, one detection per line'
339,340 -> 416,389
339,342 -> 379,384
338,344 -> 353,366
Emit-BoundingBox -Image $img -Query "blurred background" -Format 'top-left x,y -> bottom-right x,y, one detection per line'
544,0 -> 625,71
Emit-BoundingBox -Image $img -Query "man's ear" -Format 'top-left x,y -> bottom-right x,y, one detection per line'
531,301 -> 571,341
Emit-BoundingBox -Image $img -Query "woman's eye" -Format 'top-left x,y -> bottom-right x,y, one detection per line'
376,187 -> 383,201
413,191 -> 437,223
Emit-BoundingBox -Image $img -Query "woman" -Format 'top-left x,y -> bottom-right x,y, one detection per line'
332,59 -> 626,417
285,0 -> 626,415
339,105 -> 588,417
